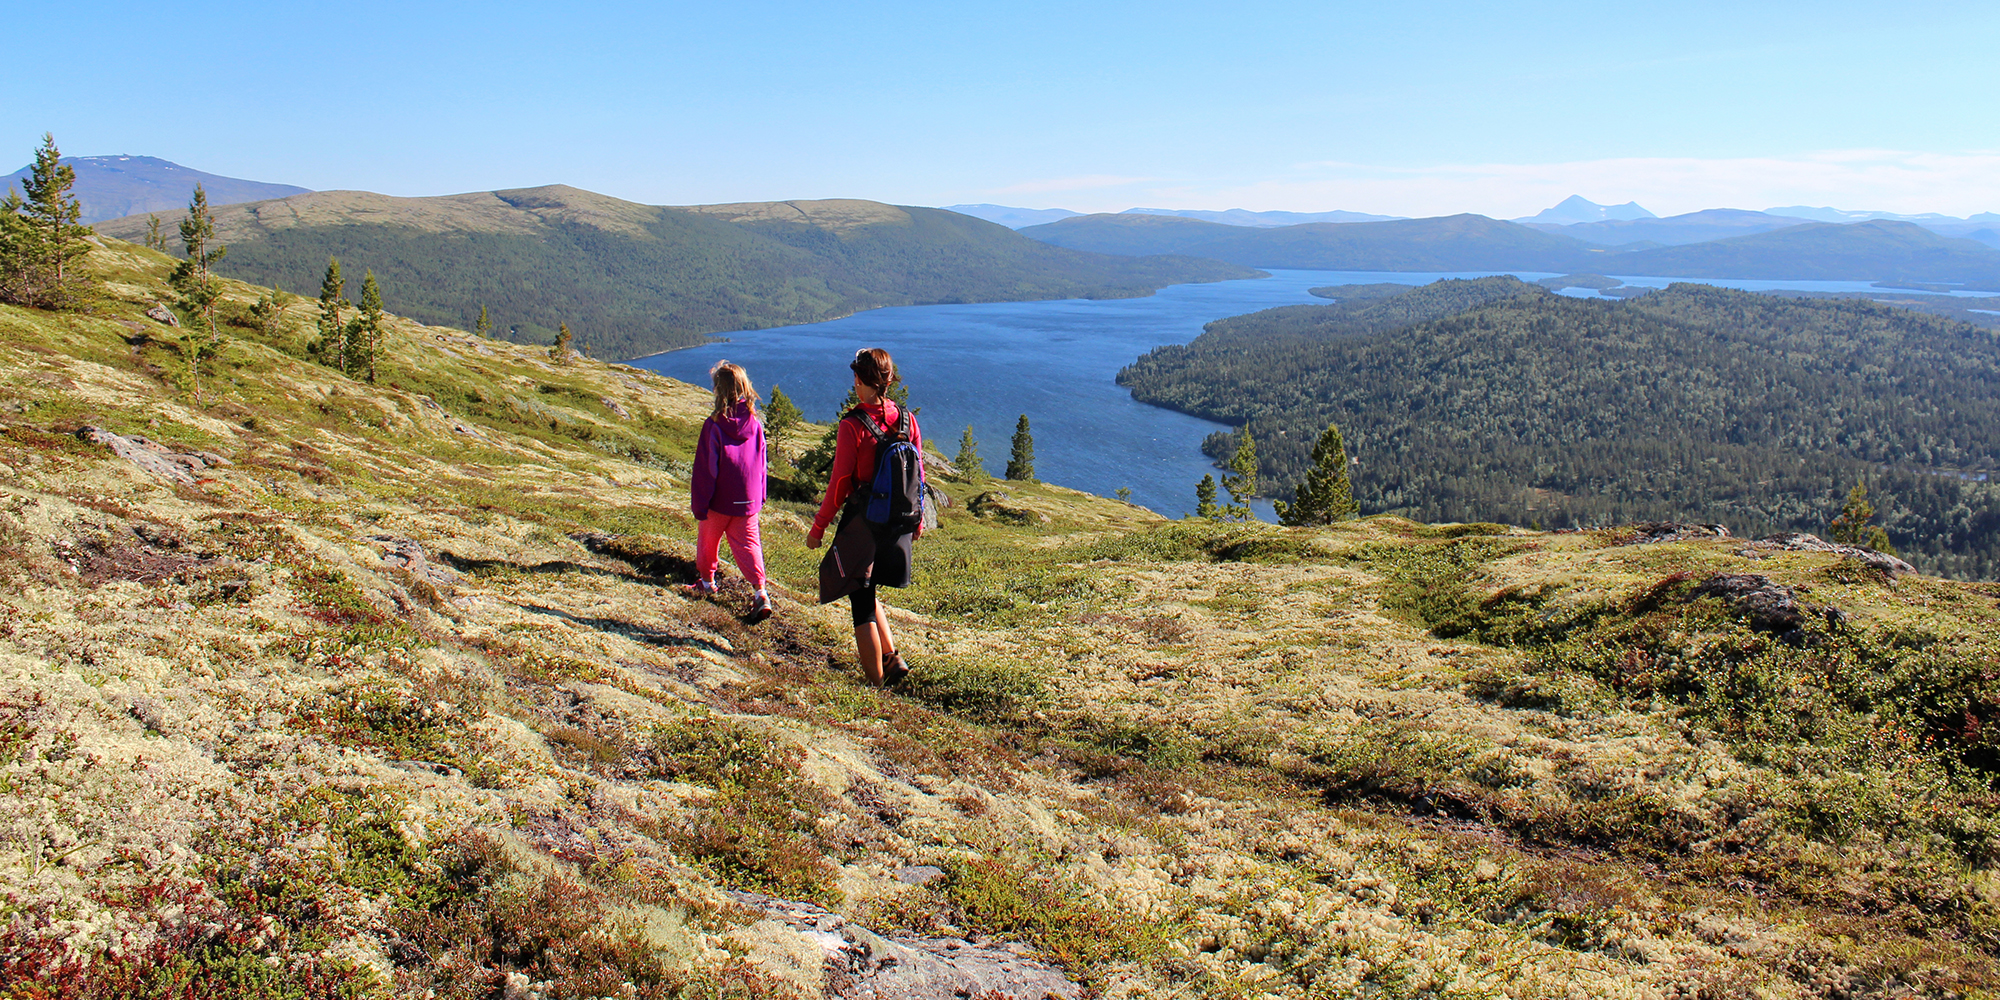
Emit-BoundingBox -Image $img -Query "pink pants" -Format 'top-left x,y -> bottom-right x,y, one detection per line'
695,513 -> 767,590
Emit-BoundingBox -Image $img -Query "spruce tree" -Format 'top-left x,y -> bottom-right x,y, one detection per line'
549,322 -> 573,363
1006,414 -> 1035,481
1220,424 -> 1258,520
475,304 -> 492,338
953,425 -> 985,481
0,133 -> 94,310
1195,474 -> 1219,519
1277,421 -> 1359,525
765,385 -> 802,440
314,258 -> 347,371
348,270 -> 385,382
144,214 -> 166,251
169,184 -> 227,394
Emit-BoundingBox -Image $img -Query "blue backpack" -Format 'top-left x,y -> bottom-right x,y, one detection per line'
848,408 -> 924,532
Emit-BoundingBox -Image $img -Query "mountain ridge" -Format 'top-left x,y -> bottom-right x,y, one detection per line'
1,154 -> 309,224
97,185 -> 1260,358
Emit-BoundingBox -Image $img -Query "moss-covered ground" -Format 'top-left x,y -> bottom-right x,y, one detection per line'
1,238 -> 1997,998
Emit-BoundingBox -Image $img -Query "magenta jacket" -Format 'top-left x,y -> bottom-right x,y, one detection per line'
690,400 -> 766,520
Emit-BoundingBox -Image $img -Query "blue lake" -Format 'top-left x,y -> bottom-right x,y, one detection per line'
629,269 -> 1996,518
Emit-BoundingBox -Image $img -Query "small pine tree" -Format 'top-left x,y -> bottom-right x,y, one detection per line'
168,184 -> 227,394
549,321 -> 573,362
0,133 -> 94,310
475,304 -> 492,338
1006,414 -> 1035,481
1277,421 -> 1359,525
144,214 -> 166,251
1195,474 -> 1219,519
314,258 -> 347,369
1116,486 -> 1132,502
347,270 -> 385,382
953,424 -> 985,481
765,386 -> 802,441
1829,480 -> 1897,554
1220,424 -> 1259,520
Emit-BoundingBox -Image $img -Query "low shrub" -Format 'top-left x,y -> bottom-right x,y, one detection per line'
636,716 -> 842,905
898,657 -> 1046,724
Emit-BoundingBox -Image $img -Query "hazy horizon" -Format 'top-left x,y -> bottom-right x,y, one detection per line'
8,1 -> 1995,219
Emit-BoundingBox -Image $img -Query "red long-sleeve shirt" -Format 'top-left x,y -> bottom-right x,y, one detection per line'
812,399 -> 921,535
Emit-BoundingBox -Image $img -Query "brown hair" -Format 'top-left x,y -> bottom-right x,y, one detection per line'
850,348 -> 897,395
710,361 -> 758,419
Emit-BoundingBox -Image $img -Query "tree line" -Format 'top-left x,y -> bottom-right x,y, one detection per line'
1120,278 -> 2000,578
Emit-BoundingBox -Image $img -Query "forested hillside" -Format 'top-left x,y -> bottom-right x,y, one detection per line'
1120,281 -> 2000,578
98,187 -> 1258,359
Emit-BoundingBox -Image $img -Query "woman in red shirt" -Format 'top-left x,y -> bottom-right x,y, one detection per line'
806,348 -> 922,686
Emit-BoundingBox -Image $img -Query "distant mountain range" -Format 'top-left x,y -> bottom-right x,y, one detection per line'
940,204 -> 1083,228
1520,208 -> 1804,247
944,204 -> 1401,230
1020,211 -> 2000,287
98,186 -> 1257,359
1023,212 -> 1599,272
1514,195 -> 1656,225
1,155 -> 309,224
954,195 -> 2000,250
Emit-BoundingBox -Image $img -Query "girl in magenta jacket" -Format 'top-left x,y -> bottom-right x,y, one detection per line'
689,361 -> 771,620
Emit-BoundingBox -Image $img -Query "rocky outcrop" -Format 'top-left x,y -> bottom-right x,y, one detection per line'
76,426 -> 230,485
1755,532 -> 1917,576
1618,521 -> 1729,545
726,890 -> 1083,1000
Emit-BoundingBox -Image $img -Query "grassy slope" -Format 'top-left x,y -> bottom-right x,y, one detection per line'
2,241 -> 1998,997
96,187 -> 1260,360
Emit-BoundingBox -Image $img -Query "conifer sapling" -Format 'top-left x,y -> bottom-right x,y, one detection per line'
1195,474 -> 1219,519
1276,421 -> 1359,526
1007,414 -> 1035,482
954,424 -> 985,481
1220,424 -> 1258,520
169,184 -> 227,393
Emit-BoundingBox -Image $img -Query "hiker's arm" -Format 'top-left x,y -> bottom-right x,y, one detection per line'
809,419 -> 861,542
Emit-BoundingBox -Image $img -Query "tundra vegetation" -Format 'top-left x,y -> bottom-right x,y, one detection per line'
2,236 -> 1999,999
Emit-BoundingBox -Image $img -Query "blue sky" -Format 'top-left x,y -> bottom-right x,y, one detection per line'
10,1 -> 1997,217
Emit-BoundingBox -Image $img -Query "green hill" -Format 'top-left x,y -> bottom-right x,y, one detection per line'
1120,280 -> 2000,578
1608,219 -> 2000,285
1022,212 -> 1602,272
97,185 -> 1260,359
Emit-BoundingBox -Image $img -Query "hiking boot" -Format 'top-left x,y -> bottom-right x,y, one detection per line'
684,579 -> 718,598
882,651 -> 910,687
747,592 -> 773,622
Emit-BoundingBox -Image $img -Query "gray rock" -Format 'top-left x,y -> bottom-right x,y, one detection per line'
367,535 -> 460,586
1692,574 -> 1805,633
144,305 -> 180,327
726,890 -> 1082,1000
1756,532 -> 1917,576
1618,521 -> 1730,545
77,427 -> 200,485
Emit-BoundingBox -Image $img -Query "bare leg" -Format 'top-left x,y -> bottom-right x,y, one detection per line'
855,626 -> 884,684
872,615 -> 896,662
